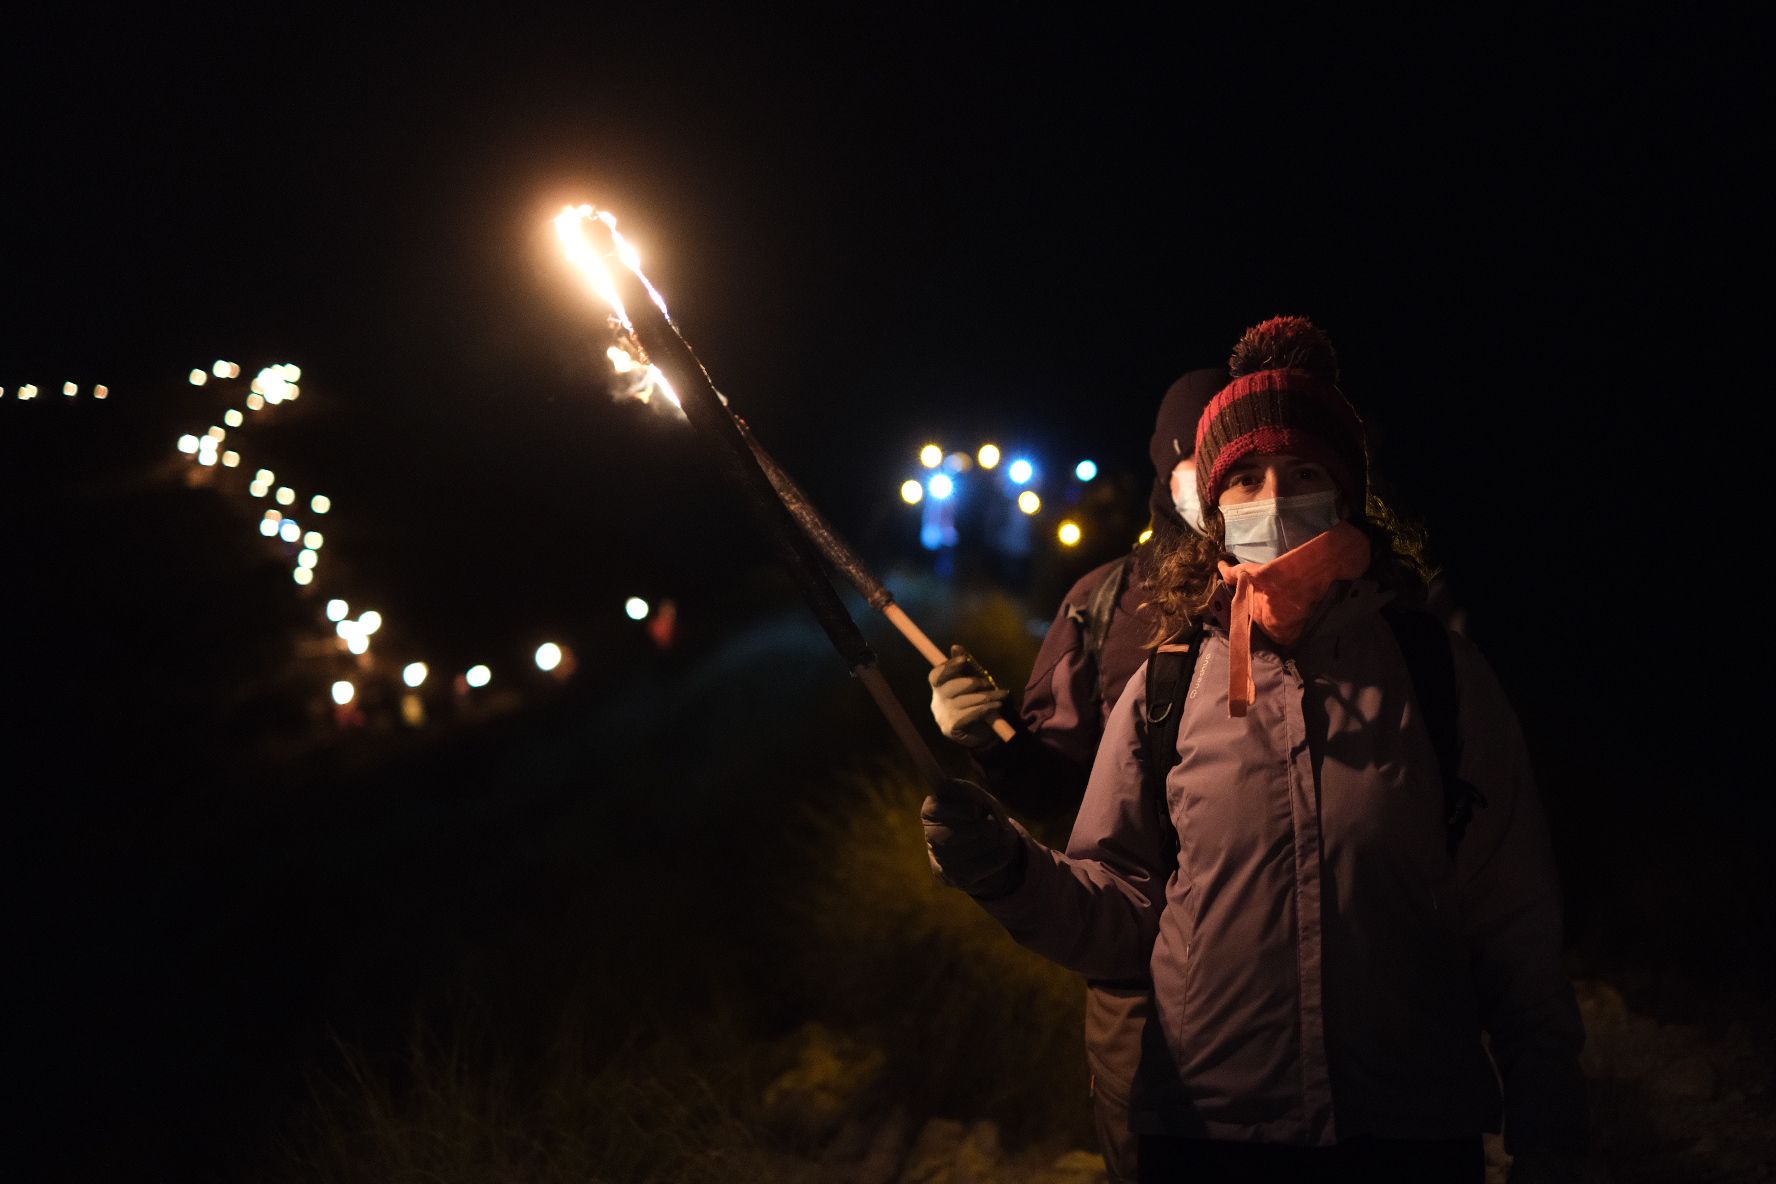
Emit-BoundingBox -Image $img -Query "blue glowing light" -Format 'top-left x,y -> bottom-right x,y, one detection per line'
927,473 -> 955,500
1075,459 -> 1098,481
1007,459 -> 1034,485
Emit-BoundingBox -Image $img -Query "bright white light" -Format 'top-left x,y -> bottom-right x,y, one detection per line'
249,483 -> 269,498
403,662 -> 429,688
1008,459 -> 1034,485
1075,460 -> 1099,482
20,384 -> 39,399
281,363 -> 302,381
625,597 -> 649,620
465,664 -> 491,688
1058,520 -> 1083,546
212,360 -> 233,378
197,449 -> 217,467
331,680 -> 355,706
292,567 -> 314,586
1018,490 -> 1041,515
346,633 -> 370,655
297,549 -> 318,570
253,366 -> 294,403
62,382 -> 77,396
275,487 -> 295,506
927,473 -> 954,500
259,517 -> 280,537
189,369 -> 208,386
900,479 -> 924,505
255,469 -> 274,483
93,386 -> 109,399
535,642 -> 563,672
977,444 -> 1001,469
919,444 -> 943,469
224,409 -> 243,427
310,495 -> 331,514
359,611 -> 382,635
177,435 -> 200,454
303,531 -> 323,549
221,451 -> 240,467
326,599 -> 349,622
279,521 -> 301,542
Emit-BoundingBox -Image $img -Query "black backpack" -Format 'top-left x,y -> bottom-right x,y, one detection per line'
1141,607 -> 1487,856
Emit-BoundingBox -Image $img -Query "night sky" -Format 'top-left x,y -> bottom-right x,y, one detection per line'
4,6 -> 1765,1178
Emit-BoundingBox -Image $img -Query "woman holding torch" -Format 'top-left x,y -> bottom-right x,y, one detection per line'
923,317 -> 1586,1183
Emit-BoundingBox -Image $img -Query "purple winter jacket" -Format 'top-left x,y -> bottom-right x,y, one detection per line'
978,579 -> 1587,1155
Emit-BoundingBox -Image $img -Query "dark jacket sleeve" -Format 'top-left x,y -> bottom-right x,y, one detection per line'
1449,634 -> 1588,1159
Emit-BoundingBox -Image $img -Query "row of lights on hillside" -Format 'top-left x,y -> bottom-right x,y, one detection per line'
900,441 -> 1091,548
2,382 -> 111,399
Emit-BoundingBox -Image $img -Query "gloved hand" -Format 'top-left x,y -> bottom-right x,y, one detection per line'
922,778 -> 1025,898
928,645 -> 1011,750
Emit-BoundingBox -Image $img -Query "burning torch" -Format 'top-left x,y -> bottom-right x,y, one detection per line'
555,206 -> 1015,748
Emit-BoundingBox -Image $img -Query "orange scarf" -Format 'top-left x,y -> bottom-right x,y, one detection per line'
1216,521 -> 1372,717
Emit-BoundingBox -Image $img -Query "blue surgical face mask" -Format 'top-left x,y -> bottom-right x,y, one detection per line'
1172,480 -> 1204,534
1219,490 -> 1341,565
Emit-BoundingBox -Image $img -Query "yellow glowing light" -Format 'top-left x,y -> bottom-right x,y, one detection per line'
326,598 -> 349,622
331,680 -> 356,706
919,444 -> 943,469
625,597 -> 649,620
607,345 -> 638,374
189,369 -> 208,386
303,531 -> 323,549
1139,527 -> 1154,544
279,521 -> 301,542
177,435 -> 200,454
224,409 -> 243,427
275,487 -> 295,506
978,444 -> 1001,469
245,393 -> 265,411
535,642 -> 563,672
297,549 -> 318,570
20,384 -> 39,399
310,495 -> 331,514
900,479 -> 924,505
94,386 -> 109,399
221,451 -> 240,467
1018,490 -> 1041,514
465,664 -> 492,688
1058,520 -> 1083,547
292,567 -> 314,586
63,382 -> 77,396
359,611 -> 382,635
403,661 -> 428,688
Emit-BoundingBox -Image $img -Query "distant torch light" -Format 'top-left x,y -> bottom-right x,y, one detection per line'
1075,460 -> 1099,482
292,567 -> 314,586
1058,520 -> 1083,546
899,479 -> 924,505
197,449 -> 218,467
94,385 -> 109,399
465,664 -> 491,688
1008,459 -> 1034,485
189,369 -> 208,386
303,531 -> 323,549
212,360 -> 233,378
63,382 -> 77,396
20,384 -> 38,399
258,518 -> 279,537
331,680 -> 355,706
281,363 -> 301,381
255,468 -> 274,483
919,444 -> 943,469
224,409 -> 243,427
245,393 -> 265,411
177,435 -> 200,454
535,642 -> 563,672
1018,490 -> 1041,515
222,451 -> 240,467
625,597 -> 649,621
250,483 -> 269,498
275,486 -> 295,506
943,451 -> 972,474
297,549 -> 318,570
359,610 -> 382,635
927,473 -> 954,500
346,633 -> 370,655
403,661 -> 429,688
263,508 -> 282,523
1139,527 -> 1154,544
279,521 -> 301,542
326,599 -> 349,622
977,444 -> 1001,469
310,494 -> 331,514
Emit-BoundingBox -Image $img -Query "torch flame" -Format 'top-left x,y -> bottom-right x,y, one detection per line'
557,205 -> 681,409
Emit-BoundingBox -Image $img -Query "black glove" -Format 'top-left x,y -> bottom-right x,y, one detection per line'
922,778 -> 1025,898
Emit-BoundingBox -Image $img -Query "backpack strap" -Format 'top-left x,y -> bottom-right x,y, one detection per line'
1382,606 -> 1488,853
1083,553 -> 1133,709
1142,619 -> 1208,859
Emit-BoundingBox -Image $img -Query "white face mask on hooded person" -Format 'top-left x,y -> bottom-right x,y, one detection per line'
1219,489 -> 1342,565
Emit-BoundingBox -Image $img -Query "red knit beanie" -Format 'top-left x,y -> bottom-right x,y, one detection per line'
1194,316 -> 1367,515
